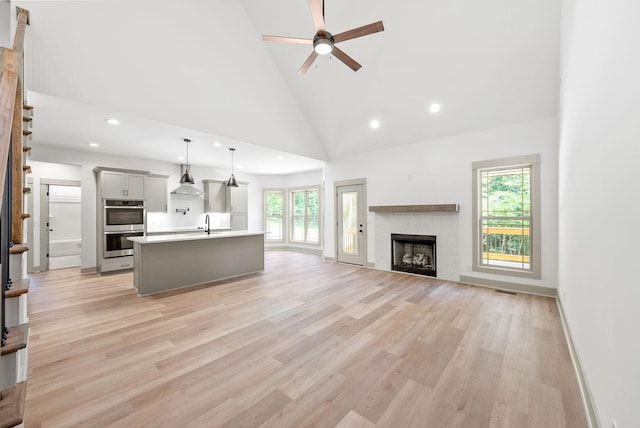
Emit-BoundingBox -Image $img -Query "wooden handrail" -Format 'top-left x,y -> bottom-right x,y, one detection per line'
12,8 -> 30,54
0,57 -> 19,202
0,7 -> 29,212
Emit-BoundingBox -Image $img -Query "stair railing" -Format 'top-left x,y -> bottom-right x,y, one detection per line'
0,7 -> 29,349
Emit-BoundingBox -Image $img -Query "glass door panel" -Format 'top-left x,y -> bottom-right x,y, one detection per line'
337,184 -> 366,265
342,191 -> 358,255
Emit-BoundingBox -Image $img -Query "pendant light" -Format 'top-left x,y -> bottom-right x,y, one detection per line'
180,139 -> 194,184
226,147 -> 239,187
171,138 -> 204,197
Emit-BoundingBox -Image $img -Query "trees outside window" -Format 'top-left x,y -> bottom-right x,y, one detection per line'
264,190 -> 284,241
472,155 -> 540,278
290,188 -> 320,244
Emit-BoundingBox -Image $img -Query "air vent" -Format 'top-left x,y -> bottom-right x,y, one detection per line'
495,289 -> 517,295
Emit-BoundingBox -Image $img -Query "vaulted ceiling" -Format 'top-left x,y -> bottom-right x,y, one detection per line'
11,0 -> 560,172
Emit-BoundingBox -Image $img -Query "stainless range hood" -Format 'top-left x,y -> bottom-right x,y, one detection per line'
171,139 -> 204,197
171,164 -> 204,197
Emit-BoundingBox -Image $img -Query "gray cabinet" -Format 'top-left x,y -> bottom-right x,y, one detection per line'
203,180 -> 227,213
203,180 -> 248,230
230,213 -> 248,231
226,184 -> 248,213
228,184 -> 248,231
203,180 -> 248,214
146,175 -> 168,212
99,170 -> 145,199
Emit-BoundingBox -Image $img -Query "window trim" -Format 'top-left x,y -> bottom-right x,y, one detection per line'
472,154 -> 541,279
262,188 -> 286,243
289,186 -> 321,246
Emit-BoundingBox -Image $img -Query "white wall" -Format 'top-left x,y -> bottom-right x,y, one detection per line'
284,169 -> 323,189
324,118 -> 559,290
559,0 -> 640,426
256,169 -> 322,190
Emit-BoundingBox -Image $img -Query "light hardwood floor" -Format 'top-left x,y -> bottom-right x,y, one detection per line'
24,251 -> 587,427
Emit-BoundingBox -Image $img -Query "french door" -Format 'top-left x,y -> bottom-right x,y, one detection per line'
336,183 -> 366,266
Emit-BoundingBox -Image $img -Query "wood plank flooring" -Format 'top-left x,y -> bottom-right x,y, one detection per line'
23,251 -> 587,427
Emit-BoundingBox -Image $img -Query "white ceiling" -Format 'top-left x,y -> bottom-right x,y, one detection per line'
12,0 -> 560,173
26,91 -> 325,175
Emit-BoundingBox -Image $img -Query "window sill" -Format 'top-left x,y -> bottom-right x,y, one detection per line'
472,265 -> 541,280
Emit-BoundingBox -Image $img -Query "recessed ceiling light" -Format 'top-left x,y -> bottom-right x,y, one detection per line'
89,142 -> 99,147
177,156 -> 185,161
105,118 -> 120,125
213,142 -> 221,147
370,119 -> 380,129
429,103 -> 441,114
276,155 -> 284,160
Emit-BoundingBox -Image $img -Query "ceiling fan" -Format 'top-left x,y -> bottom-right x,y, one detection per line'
262,0 -> 384,74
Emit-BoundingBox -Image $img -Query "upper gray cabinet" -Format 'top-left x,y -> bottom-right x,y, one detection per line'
146,175 -> 169,212
203,180 -> 227,213
226,184 -> 247,213
203,180 -> 248,213
96,168 -> 147,200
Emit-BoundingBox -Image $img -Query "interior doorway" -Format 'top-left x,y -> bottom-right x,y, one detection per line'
335,179 -> 366,266
27,179 -> 82,272
47,185 -> 82,269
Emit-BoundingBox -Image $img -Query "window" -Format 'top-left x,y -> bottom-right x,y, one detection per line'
472,155 -> 540,278
264,190 -> 284,241
290,188 -> 320,244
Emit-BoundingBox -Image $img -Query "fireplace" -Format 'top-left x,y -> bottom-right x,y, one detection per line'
391,234 -> 437,277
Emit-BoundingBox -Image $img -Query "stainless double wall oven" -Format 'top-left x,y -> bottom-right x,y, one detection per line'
103,199 -> 145,258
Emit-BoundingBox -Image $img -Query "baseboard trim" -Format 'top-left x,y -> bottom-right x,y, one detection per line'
265,246 -> 323,256
366,262 -> 375,269
80,266 -> 97,274
555,299 -> 600,428
324,256 -> 336,263
458,275 -> 556,297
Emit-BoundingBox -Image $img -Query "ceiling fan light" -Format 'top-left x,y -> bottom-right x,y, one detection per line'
313,37 -> 333,55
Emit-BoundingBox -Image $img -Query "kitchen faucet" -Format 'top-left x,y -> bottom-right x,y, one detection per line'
205,214 -> 210,235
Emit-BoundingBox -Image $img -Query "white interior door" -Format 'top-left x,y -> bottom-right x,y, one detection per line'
47,185 -> 82,270
336,184 -> 366,266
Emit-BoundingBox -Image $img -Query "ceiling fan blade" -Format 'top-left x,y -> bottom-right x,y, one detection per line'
333,21 -> 385,44
308,0 -> 326,32
298,51 -> 319,74
262,35 -> 313,45
332,46 -> 362,72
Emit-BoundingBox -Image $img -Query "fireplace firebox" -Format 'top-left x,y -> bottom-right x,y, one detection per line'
391,234 -> 437,277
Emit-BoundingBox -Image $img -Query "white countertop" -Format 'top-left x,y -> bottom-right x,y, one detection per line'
129,230 -> 267,244
146,227 -> 230,234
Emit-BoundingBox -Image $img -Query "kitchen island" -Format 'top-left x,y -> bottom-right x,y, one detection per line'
128,231 -> 266,296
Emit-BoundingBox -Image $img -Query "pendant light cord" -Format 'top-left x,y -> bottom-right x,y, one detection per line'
184,138 -> 190,170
